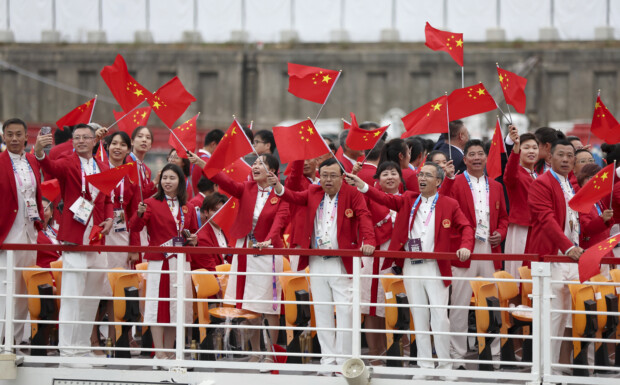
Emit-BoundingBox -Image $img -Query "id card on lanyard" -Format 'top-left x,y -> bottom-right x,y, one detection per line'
71,160 -> 96,224
406,193 -> 438,252
162,200 -> 185,258
464,171 -> 490,242
10,157 -> 40,221
315,195 -> 337,249
112,178 -> 127,232
550,169 -> 580,239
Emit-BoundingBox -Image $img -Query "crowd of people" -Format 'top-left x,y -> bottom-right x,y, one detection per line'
0,116 -> 618,377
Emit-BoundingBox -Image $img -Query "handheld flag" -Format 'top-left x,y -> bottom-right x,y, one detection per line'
211,197 -> 240,240
203,120 -> 254,178
56,97 -> 96,129
591,94 -> 620,145
287,63 -> 341,104
579,234 -> 620,283
168,114 -> 199,159
497,64 -> 527,113
148,77 -> 197,128
113,106 -> 152,135
100,54 -> 152,111
85,163 -> 136,196
569,163 -> 615,213
401,95 -> 449,137
95,141 -> 109,164
40,179 -> 61,201
273,119 -> 331,164
424,22 -> 464,66
345,113 -> 388,151
447,83 -> 497,121
486,118 -> 506,180
222,158 -> 252,183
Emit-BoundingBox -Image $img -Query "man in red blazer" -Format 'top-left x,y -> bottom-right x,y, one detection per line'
346,162 -> 473,378
269,158 -> 376,368
439,139 -> 508,366
0,118 -> 45,346
35,124 -> 113,365
527,139 -> 582,373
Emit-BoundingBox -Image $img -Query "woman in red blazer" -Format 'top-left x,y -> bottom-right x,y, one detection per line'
190,152 -> 290,362
129,163 -> 197,362
192,193 -> 229,271
36,198 -> 61,269
378,138 -> 420,194
503,127 -> 539,277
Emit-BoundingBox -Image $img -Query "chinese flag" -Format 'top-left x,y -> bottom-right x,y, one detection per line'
168,114 -> 198,159
203,120 -> 254,178
122,162 -> 141,185
345,113 -> 388,151
497,65 -> 527,113
401,95 -> 449,138
579,234 -> 620,283
273,119 -> 330,164
56,97 -> 96,129
287,63 -> 341,104
222,158 -> 252,183
569,163 -> 615,213
89,225 -> 105,246
486,119 -> 506,180
148,77 -> 197,128
95,140 -> 109,164
85,163 -> 135,196
41,179 -> 61,201
447,83 -> 497,121
342,119 -> 351,130
590,95 -> 620,145
424,22 -> 464,67
211,197 -> 240,240
113,106 -> 152,135
100,54 -> 152,111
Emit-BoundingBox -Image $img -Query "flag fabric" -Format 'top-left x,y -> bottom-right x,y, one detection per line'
345,113 -> 388,151
100,54 -> 152,111
40,179 -> 61,201
569,163 -> 615,213
447,83 -> 497,121
486,119 -> 506,180
148,77 -> 197,128
203,120 -> 254,178
579,234 -> 620,283
88,225 -> 105,246
95,140 -> 109,164
273,119 -> 331,164
221,158 -> 252,183
591,95 -> 620,145
342,119 -> 351,130
168,114 -> 198,159
424,22 -> 464,66
401,95 -> 449,137
113,106 -> 152,135
287,63 -> 340,104
85,163 -> 136,196
497,65 -> 528,113
122,161 -> 141,185
56,97 -> 96,129
211,197 -> 240,240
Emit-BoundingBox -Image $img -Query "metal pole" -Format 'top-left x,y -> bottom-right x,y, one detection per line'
51,0 -> 56,31
290,0 -> 295,29
607,0 -> 611,27
145,0 -> 150,31
530,262 -> 547,384
550,0 -> 554,27
340,0 -> 345,30
6,0 -> 10,30
391,0 -> 396,29
193,0 -> 198,31
496,0 -> 500,27
443,0 -> 448,28
351,256 -> 361,357
5,250 -> 15,352
175,254 -> 186,361
98,0 -> 103,31
241,0 -> 246,31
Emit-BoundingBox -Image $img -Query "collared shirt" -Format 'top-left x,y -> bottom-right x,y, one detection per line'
410,195 -> 436,252
7,151 -> 37,243
556,173 -> 580,247
210,222 -> 227,248
314,193 -> 339,249
468,173 -> 492,253
79,156 -> 100,200
253,185 -> 272,232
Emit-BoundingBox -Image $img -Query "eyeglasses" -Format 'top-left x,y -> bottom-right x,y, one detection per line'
417,172 -> 436,179
320,174 -> 341,180
253,140 -> 266,145
73,136 -> 94,141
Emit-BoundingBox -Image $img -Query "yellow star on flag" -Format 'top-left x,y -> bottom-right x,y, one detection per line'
477,88 -> 486,96
152,101 -> 161,109
601,172 -> 609,181
456,39 -> 463,47
134,89 -> 143,97
595,102 -> 601,109
498,74 -> 504,83
432,102 -> 442,111
307,127 -> 314,135
322,75 -> 332,83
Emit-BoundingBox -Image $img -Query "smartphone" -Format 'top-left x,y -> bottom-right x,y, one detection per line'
40,126 -> 52,135
182,229 -> 192,246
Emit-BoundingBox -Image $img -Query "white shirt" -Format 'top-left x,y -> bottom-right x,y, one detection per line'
467,173 -> 492,253
165,195 -> 180,224
252,186 -> 272,232
6,151 -> 37,243
79,156 -> 100,200
210,223 -> 227,248
314,193 -> 339,249
410,195 -> 436,252
556,174 -> 580,249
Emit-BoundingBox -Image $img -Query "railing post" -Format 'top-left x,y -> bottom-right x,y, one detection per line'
5,250 -> 15,352
175,253 -> 186,362
531,261 -> 552,383
351,256 -> 361,358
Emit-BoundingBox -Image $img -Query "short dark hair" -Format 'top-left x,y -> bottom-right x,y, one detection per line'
204,129 -> 224,147
242,125 -> 254,143
201,192 -> 228,213
374,160 -> 402,180
73,123 -> 95,136
423,138 -> 435,154
255,130 -> 276,153
154,163 -> 188,206
575,148 -> 592,158
449,120 -> 464,139
55,125 -> 74,145
2,118 -> 27,133
405,137 -> 424,162
550,139 -> 575,154
426,150 -> 447,163
197,176 -> 216,194
577,163 -> 602,187
359,121 -> 380,130
535,126 -> 565,145
520,133 -> 538,145
365,140 -> 384,161
105,131 -> 132,153
379,138 -> 408,165
259,153 -> 280,174
318,157 -> 342,174
463,139 -> 485,155
566,136 -> 580,143
168,149 -> 191,177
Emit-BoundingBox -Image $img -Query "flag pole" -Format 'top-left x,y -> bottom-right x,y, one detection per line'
168,112 -> 201,154
194,197 -> 231,236
137,162 -> 144,202
313,70 -> 342,125
461,66 -> 464,89
311,116 -> 347,174
235,116 -> 270,174
89,95 -> 98,124
360,125 -> 390,164
496,63 -> 514,125
588,90 -> 601,146
610,159 -> 616,209
107,99 -> 148,130
445,91 -> 452,160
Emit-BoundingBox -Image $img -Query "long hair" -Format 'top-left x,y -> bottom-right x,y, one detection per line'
153,163 -> 188,206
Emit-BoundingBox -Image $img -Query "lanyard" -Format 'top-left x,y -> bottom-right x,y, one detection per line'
45,225 -> 57,237
80,159 -> 97,196
550,169 -> 580,237
167,198 -> 185,236
129,152 -> 147,180
464,171 -> 489,206
549,169 -> 575,201
595,203 -> 602,216
10,156 -> 36,192
408,193 -> 438,232
318,194 -> 338,224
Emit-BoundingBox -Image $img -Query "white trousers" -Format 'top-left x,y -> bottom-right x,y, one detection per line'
504,223 -> 529,279
550,262 -> 579,372
0,249 -> 36,345
403,260 -> 451,369
58,250 -> 107,357
144,257 -> 192,325
308,255 -> 352,365
449,260 -> 498,359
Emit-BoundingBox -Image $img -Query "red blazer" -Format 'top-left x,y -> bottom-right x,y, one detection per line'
285,160 -> 315,247
336,152 -> 355,173
125,154 -> 157,199
439,173 -> 508,269
278,183 -> 376,274
191,223 -> 226,271
580,201 -> 613,249
365,196 -> 393,246
48,140 -> 73,160
110,175 -> 141,246
188,193 -> 205,211
36,230 -> 61,268
365,186 -> 474,286
503,152 -> 537,227
401,168 -> 420,194
210,172 -> 290,248
0,152 -> 45,244
38,152 -> 114,245
128,197 -> 198,261
190,150 -> 211,196
527,171 -> 575,255
357,163 -> 378,187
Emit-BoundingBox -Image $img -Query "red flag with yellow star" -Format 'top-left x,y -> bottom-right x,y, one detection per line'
287,63 -> 341,104
569,163 -> 615,214
100,55 -> 152,111
113,106 -> 152,135
345,112 -> 388,151
85,162 -> 137,196
591,95 -> 620,144
211,197 -> 240,241
497,65 -> 527,113
579,233 -> 620,283
222,158 -> 252,184
56,97 -> 96,129
203,120 -> 254,178
273,119 -> 331,164
401,95 -> 449,137
486,118 -> 506,180
148,76 -> 197,128
168,114 -> 198,159
447,83 -> 497,121
424,22 -> 463,66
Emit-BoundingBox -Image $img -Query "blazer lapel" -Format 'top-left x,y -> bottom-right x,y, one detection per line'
2,153 -> 18,203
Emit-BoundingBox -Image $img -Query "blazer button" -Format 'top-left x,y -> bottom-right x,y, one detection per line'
14,210 -> 17,213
